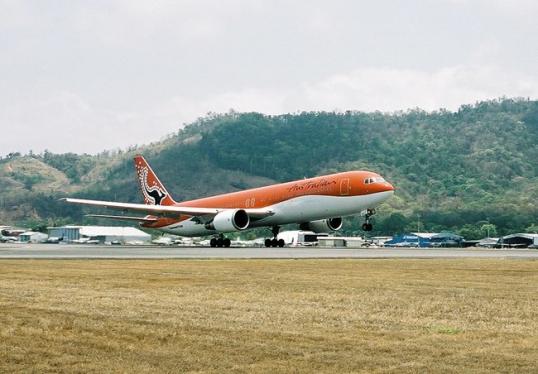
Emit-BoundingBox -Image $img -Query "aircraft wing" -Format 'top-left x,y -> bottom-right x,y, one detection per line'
63,198 -> 274,219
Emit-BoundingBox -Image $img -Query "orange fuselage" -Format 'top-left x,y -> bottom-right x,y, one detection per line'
142,171 -> 394,229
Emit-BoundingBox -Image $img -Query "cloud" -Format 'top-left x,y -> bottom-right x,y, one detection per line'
0,90 -> 153,154
1,63 -> 536,156
1,1 -> 537,154
159,65 -> 538,122
142,64 -> 538,141
155,88 -> 288,125
299,65 -> 538,112
69,0 -> 260,47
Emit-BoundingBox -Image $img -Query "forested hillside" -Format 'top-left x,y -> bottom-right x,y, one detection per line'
1,99 -> 537,238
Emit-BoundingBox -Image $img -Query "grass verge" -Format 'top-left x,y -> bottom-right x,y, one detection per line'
1,259 -> 537,373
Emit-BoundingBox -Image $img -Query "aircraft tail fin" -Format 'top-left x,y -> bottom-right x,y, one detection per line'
134,155 -> 177,206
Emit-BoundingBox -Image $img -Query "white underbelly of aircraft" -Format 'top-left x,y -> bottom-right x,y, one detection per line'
159,191 -> 393,236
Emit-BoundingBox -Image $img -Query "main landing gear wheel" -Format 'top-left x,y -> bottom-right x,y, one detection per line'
362,223 -> 373,231
362,209 -> 375,232
264,226 -> 285,247
265,238 -> 285,247
210,236 -> 231,248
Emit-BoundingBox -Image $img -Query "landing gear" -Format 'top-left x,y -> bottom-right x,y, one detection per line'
361,209 -> 375,232
210,235 -> 231,248
264,226 -> 285,247
264,238 -> 285,247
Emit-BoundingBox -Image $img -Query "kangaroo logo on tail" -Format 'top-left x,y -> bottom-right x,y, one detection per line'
138,166 -> 167,205
134,155 -> 176,206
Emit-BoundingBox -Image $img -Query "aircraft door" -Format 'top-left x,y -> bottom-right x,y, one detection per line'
340,178 -> 351,196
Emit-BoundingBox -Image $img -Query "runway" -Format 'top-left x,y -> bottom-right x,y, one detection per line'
1,243 -> 537,259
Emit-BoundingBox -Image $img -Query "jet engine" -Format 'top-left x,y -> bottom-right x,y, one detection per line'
207,209 -> 250,232
299,217 -> 343,233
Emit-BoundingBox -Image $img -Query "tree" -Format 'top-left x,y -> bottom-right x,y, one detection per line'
381,213 -> 408,235
480,224 -> 497,238
457,224 -> 482,240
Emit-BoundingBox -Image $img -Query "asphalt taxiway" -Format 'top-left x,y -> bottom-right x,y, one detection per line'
0,243 -> 537,259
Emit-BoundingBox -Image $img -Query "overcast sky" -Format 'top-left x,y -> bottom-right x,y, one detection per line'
1,0 -> 537,155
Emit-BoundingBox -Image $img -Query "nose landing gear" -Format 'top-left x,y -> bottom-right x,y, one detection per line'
264,226 -> 285,247
362,209 -> 375,231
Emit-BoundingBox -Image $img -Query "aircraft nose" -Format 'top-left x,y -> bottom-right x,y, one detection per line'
384,181 -> 395,192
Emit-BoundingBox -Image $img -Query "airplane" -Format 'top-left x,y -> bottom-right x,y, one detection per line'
64,155 -> 394,248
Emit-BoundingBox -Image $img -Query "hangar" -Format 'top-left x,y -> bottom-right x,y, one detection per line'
384,232 -> 463,248
499,233 -> 538,248
47,225 -> 151,244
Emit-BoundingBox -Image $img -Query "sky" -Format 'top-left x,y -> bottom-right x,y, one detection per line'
1,0 -> 537,155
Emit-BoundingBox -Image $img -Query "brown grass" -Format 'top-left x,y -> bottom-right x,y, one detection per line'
0,259 -> 537,373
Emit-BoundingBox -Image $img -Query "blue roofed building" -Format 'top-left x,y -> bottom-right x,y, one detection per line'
384,232 -> 463,248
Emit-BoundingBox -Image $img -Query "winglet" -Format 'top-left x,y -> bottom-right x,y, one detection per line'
134,155 -> 176,206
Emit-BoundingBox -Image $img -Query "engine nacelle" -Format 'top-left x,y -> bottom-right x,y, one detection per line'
299,217 -> 343,233
208,209 -> 250,232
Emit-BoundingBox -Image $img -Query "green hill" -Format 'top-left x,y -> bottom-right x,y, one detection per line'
1,99 -> 537,238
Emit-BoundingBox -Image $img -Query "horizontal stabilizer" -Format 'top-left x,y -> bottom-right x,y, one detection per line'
85,214 -> 158,222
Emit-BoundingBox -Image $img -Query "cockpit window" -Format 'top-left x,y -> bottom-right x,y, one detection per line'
364,177 -> 385,184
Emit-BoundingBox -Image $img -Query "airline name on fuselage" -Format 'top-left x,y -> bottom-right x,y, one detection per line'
287,178 -> 337,193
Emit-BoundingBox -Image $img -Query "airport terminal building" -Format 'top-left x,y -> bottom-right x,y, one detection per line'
47,225 -> 151,244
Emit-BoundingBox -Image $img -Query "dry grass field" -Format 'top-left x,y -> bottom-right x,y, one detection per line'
0,259 -> 537,373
